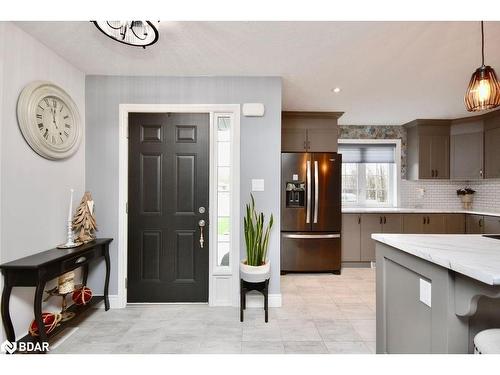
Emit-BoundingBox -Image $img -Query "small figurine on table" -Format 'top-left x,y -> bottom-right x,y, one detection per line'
72,191 -> 97,243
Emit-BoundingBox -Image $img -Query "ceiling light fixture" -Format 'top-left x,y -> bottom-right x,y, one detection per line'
332,87 -> 341,93
93,21 -> 159,49
464,21 -> 500,112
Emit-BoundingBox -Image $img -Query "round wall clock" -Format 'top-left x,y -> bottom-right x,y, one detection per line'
17,81 -> 82,160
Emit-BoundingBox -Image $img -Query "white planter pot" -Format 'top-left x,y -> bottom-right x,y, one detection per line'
460,194 -> 474,209
240,260 -> 271,283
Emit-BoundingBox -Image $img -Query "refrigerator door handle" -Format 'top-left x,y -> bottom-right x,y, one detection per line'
306,160 -> 311,224
314,160 -> 319,223
282,233 -> 341,239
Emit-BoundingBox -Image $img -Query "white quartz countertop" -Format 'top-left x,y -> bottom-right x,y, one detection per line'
342,207 -> 500,217
371,233 -> 500,285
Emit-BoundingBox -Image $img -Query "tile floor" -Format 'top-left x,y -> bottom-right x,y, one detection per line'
52,268 -> 376,354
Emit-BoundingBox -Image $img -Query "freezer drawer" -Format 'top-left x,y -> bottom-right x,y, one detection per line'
281,232 -> 341,273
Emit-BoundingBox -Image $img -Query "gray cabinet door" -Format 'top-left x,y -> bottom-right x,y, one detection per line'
425,214 -> 447,234
403,214 -> 425,233
483,216 -> 500,234
418,135 -> 433,179
445,214 -> 466,234
341,214 -> 361,262
382,214 -> 403,233
307,128 -> 338,152
484,127 -> 500,178
360,214 -> 383,262
450,132 -> 483,180
430,135 -> 450,179
466,214 -> 484,234
282,128 -> 307,152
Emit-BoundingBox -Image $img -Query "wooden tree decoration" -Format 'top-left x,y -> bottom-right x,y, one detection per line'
72,192 -> 97,243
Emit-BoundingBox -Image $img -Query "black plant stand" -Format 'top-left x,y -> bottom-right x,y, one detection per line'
240,278 -> 269,323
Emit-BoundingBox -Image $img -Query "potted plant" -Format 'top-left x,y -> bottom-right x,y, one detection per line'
457,187 -> 476,209
240,194 -> 274,283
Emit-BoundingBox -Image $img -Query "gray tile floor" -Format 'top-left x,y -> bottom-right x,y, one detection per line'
52,268 -> 376,354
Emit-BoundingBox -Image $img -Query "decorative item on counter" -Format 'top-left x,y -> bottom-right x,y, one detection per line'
72,286 -> 93,306
28,312 -> 62,337
57,188 -> 83,249
72,192 -> 97,244
240,194 -> 274,283
457,187 -> 476,209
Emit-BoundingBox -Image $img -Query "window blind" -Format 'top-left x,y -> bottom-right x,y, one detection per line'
338,143 -> 396,163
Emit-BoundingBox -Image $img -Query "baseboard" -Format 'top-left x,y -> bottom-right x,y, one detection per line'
244,293 -> 282,308
93,295 -> 122,309
342,262 -> 372,268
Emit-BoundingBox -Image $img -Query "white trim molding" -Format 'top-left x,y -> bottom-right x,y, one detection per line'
118,104 -> 241,308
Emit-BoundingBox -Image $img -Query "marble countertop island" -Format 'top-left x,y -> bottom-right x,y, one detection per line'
371,234 -> 500,285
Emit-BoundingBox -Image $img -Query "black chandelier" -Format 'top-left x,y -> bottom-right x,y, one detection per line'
93,21 -> 159,49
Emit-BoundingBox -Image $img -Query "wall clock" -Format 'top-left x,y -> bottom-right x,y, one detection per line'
17,81 -> 82,160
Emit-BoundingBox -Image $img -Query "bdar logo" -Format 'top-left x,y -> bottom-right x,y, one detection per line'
1,340 -> 17,354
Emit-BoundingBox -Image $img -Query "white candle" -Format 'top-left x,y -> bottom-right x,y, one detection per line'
68,189 -> 74,222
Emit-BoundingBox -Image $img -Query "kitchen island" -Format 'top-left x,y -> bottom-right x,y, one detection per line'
372,233 -> 500,353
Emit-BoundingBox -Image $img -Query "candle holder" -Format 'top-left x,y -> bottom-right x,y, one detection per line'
57,217 -> 82,249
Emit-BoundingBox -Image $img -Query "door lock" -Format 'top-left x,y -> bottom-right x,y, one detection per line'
198,206 -> 206,214
198,219 -> 206,248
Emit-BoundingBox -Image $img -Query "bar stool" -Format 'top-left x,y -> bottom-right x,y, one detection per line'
474,329 -> 500,354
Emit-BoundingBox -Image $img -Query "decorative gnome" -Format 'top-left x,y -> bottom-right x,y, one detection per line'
72,191 -> 97,243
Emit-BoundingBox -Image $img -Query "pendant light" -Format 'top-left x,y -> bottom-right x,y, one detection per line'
464,21 -> 500,112
93,21 -> 159,49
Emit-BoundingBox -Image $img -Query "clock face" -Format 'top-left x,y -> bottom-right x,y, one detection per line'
35,96 -> 74,148
17,81 -> 82,160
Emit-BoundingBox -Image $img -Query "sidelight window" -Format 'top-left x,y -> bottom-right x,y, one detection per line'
215,115 -> 232,269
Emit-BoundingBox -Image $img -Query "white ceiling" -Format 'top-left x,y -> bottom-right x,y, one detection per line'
15,21 -> 500,125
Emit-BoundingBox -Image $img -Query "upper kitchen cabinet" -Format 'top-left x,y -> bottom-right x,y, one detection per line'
405,119 -> 451,180
450,117 -> 484,180
282,111 -> 343,152
483,110 -> 500,179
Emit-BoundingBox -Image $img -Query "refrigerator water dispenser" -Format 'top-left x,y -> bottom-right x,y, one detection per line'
285,182 -> 305,207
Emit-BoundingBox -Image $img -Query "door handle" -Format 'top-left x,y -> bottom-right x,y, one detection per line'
282,233 -> 340,239
314,160 -> 319,224
306,160 -> 311,224
198,219 -> 206,248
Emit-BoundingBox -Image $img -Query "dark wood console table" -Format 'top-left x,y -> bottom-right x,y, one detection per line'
0,238 -> 113,348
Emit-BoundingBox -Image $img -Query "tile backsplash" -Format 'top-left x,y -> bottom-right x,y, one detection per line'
401,179 -> 500,213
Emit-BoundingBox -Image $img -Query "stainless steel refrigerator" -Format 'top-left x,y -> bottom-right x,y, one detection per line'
280,152 -> 342,273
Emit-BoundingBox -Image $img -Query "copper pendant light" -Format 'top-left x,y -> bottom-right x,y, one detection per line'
464,21 -> 500,112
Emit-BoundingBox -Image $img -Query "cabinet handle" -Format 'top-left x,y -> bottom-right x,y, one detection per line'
479,218 -> 483,227
383,216 -> 387,224
480,169 -> 483,178
427,216 -> 430,225
380,216 -> 383,224
75,256 -> 87,264
423,216 -> 426,225
358,216 -> 361,225
303,141 -> 307,150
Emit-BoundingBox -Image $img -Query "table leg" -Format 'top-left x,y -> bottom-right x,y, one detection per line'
264,279 -> 269,323
82,263 -> 89,286
240,279 -> 244,322
1,281 -> 15,342
34,281 -> 48,351
104,246 -> 111,311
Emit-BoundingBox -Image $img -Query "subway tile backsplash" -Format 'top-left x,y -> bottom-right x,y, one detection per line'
400,179 -> 500,213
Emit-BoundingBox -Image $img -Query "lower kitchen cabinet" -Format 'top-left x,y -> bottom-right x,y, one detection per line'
466,214 -> 484,234
360,214 -> 384,262
341,214 -> 361,262
445,214 -> 466,234
484,216 -> 500,234
403,214 -> 450,234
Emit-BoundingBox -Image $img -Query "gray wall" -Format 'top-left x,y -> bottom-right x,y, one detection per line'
85,76 -> 282,295
0,22 -> 86,341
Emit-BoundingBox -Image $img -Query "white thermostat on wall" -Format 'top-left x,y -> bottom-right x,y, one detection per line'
242,103 -> 265,117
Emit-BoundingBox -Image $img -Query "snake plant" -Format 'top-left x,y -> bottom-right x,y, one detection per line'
244,194 -> 274,266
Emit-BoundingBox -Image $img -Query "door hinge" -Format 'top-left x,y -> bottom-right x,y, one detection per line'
127,126 -> 130,139
126,202 -> 128,214
125,277 -> 128,289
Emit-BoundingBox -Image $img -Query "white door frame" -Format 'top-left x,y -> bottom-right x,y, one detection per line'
117,103 -> 241,308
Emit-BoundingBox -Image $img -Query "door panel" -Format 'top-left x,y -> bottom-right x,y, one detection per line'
485,127 -> 500,178
450,133 -> 483,180
311,153 -> 341,232
418,135 -> 433,179
128,112 -> 209,302
382,214 -> 403,233
307,128 -> 338,152
431,135 -> 450,179
282,128 -> 307,152
281,153 -> 310,231
483,216 -> 500,234
361,214 -> 382,262
445,214 -> 466,234
341,214 -> 361,262
426,214 -> 447,234
466,214 -> 484,234
403,214 -> 424,234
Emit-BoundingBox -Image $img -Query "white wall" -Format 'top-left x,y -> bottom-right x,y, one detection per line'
0,22 -> 86,341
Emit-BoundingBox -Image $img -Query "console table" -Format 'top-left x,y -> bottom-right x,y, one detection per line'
0,238 -> 112,348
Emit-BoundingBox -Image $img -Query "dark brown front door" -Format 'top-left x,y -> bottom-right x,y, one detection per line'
128,112 -> 209,302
